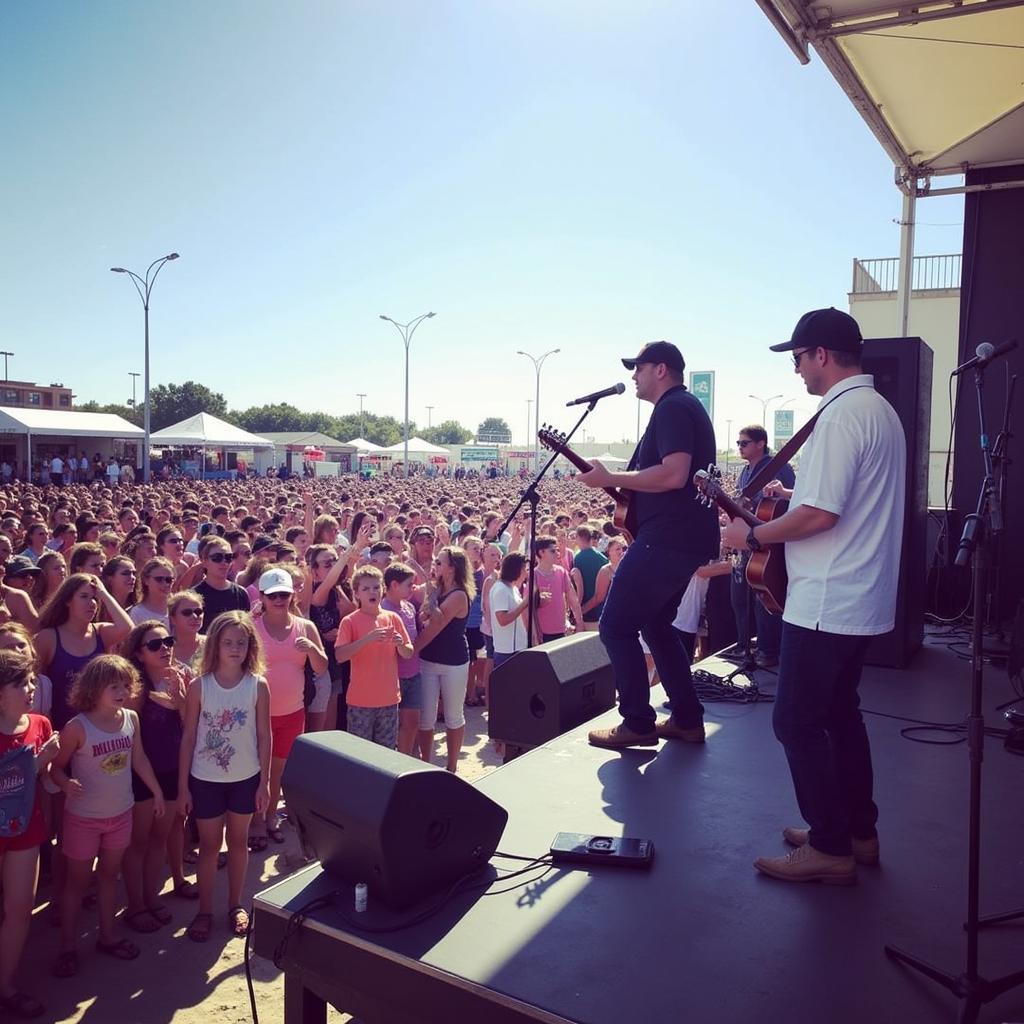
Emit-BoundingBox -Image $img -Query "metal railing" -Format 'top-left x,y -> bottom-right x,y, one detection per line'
852,254 -> 961,294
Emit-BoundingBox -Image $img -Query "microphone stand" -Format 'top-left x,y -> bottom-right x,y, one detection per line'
884,360 -> 1024,1023
495,401 -> 599,647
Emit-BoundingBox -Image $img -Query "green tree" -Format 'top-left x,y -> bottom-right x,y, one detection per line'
421,420 -> 472,445
476,417 -> 512,442
74,400 -> 142,426
331,412 -> 412,448
148,382 -> 229,431
232,403 -> 337,435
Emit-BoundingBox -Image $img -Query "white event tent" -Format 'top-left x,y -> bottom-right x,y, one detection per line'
150,412 -> 273,478
0,407 -> 144,474
382,437 -> 451,464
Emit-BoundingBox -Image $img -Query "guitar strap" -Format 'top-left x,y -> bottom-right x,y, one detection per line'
740,385 -> 872,502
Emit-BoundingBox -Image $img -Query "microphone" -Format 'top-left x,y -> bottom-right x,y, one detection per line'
566,382 -> 626,407
952,339 -> 1018,376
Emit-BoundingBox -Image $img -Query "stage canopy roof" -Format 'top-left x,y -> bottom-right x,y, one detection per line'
382,437 -> 451,455
0,407 -> 144,438
757,0 -> 1024,188
150,412 -> 274,449
345,437 -> 387,452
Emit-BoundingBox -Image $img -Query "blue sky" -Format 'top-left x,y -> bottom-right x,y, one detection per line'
0,1 -> 963,447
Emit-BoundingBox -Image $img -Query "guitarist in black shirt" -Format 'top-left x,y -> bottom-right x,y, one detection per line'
578,341 -> 718,749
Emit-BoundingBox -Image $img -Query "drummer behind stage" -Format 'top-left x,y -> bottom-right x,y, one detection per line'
578,340 -> 718,749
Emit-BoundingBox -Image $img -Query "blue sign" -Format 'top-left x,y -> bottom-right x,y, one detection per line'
689,371 -> 714,420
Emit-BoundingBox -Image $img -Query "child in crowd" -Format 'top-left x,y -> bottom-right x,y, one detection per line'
178,612 -> 270,943
379,563 -> 423,757
335,565 -> 412,750
49,654 -> 165,978
0,649 -> 58,1019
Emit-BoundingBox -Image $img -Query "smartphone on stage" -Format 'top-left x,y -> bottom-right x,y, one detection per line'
549,832 -> 654,869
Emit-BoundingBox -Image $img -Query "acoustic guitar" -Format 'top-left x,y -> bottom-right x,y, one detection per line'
693,466 -> 788,614
538,426 -> 635,542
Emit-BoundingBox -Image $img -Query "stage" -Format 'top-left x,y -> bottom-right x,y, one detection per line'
253,631 -> 1024,1023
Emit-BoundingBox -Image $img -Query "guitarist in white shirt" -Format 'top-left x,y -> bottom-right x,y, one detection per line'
723,307 -> 905,886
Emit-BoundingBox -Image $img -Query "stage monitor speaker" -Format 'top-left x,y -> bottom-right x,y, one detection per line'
861,336 -> 932,668
705,574 -> 737,654
488,632 -> 616,748
282,732 -> 508,910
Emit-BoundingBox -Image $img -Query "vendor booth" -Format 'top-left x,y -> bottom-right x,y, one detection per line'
149,412 -> 273,480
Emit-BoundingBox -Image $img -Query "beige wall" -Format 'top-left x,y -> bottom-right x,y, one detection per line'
849,289 -> 960,507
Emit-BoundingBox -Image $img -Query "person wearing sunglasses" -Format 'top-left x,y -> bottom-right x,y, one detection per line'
251,568 -> 327,848
194,538 -> 251,634
121,620 -> 189,933
730,426 -> 796,670
169,591 -> 205,677
130,558 -> 177,629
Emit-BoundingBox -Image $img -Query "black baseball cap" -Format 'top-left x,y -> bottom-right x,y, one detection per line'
6,555 -> 41,578
621,340 -> 685,373
770,308 -> 863,354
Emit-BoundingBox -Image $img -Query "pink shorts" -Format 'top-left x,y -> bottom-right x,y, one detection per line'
271,709 -> 306,759
61,807 -> 133,861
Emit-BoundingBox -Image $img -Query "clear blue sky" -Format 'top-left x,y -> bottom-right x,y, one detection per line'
0,0 -> 963,447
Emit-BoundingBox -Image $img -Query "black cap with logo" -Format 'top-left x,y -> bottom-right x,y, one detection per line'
770,308 -> 863,354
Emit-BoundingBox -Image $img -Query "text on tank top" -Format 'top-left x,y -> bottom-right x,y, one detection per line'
69,710 -> 136,819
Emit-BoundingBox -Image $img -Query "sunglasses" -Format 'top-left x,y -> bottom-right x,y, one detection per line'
736,440 -> 753,448
143,635 -> 175,652
792,348 -> 813,367
149,575 -> 174,585
262,591 -> 292,601
206,552 -> 232,564
176,608 -> 203,619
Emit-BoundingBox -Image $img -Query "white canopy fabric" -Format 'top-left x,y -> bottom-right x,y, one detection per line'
150,412 -> 274,449
382,437 -> 450,455
594,451 -> 629,465
345,437 -> 387,452
758,1 -> 1024,184
0,407 -> 143,438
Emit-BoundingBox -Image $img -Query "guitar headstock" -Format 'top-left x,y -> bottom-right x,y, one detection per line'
538,424 -> 568,455
693,464 -> 723,507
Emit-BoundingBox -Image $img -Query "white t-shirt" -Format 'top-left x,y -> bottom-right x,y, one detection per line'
673,573 -> 710,634
783,375 -> 906,636
50,457 -> 63,474
490,581 -> 528,655
107,462 -> 120,482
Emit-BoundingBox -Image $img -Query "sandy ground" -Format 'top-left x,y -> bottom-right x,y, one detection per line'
21,705 -> 503,1024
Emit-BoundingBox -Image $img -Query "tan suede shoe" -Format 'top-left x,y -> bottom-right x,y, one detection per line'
587,724 -> 659,749
754,843 -> 857,885
782,827 -> 880,866
654,718 -> 706,743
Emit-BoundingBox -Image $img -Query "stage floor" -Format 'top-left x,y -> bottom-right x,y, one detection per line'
256,630 -> 1024,1024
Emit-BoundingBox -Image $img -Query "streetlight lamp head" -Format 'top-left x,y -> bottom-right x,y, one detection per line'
379,315 -> 390,321
516,350 -> 525,356
165,253 -> 180,261
111,268 -> 127,273
427,312 -> 436,318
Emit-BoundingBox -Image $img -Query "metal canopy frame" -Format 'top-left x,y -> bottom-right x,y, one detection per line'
757,0 -> 1024,196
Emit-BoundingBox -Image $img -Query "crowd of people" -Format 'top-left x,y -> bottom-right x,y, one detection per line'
0,464 -> 744,1018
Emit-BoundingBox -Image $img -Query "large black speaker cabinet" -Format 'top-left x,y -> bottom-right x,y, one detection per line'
861,336 -> 933,668
282,732 -> 508,909
705,574 -> 737,653
488,632 -> 616,747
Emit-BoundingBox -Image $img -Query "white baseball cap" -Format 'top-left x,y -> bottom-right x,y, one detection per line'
258,567 -> 295,595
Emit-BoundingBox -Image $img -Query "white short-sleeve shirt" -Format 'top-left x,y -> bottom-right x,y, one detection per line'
783,375 -> 906,636
490,581 -> 529,655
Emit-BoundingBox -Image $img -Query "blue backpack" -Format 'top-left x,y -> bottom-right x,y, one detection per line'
0,744 -> 37,838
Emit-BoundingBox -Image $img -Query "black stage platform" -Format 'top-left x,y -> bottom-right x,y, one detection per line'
253,634 -> 1024,1023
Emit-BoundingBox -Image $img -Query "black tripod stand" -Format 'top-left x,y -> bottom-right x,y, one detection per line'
884,359 -> 1024,1023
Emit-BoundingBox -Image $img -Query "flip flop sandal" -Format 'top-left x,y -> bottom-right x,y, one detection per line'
228,906 -> 250,937
146,904 -> 173,926
51,951 -> 79,979
266,826 -> 286,845
172,880 -> 200,899
0,991 -> 46,1019
247,833 -> 268,852
95,938 -> 140,961
123,909 -> 160,934
186,912 -> 214,943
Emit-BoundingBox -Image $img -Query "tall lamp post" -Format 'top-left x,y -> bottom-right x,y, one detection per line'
111,253 -> 180,483
749,392 -> 783,428
517,348 -> 560,468
426,405 -> 434,429
356,393 -> 367,439
128,372 -> 140,411
0,351 -> 13,381
379,312 -> 436,478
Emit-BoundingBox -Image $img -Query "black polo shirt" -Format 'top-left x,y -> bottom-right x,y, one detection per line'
629,385 -> 719,558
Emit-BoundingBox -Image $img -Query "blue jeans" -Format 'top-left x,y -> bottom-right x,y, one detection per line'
730,571 -> 782,658
773,623 -> 877,856
598,540 -> 704,734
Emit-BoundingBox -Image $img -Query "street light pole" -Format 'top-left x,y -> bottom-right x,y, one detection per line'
111,253 -> 180,483
0,352 -> 13,381
128,372 -> 140,412
356,393 -> 367,440
379,312 -> 436,478
749,392 -> 783,428
426,406 -> 434,429
517,348 -> 560,468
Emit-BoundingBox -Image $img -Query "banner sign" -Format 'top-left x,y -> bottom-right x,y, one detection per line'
689,371 -> 714,420
505,450 -> 535,460
774,409 -> 794,445
461,446 -> 499,462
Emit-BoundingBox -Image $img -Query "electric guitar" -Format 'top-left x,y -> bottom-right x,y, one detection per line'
538,426 -> 635,541
693,466 -> 788,614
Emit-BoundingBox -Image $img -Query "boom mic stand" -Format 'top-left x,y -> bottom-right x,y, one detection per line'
495,401 -> 599,648
884,359 -> 1024,1023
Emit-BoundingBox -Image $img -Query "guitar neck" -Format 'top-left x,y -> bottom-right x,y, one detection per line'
556,446 -> 625,504
707,487 -> 759,528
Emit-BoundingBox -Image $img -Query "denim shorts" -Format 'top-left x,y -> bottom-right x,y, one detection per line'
399,672 -> 423,711
189,772 -> 260,819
